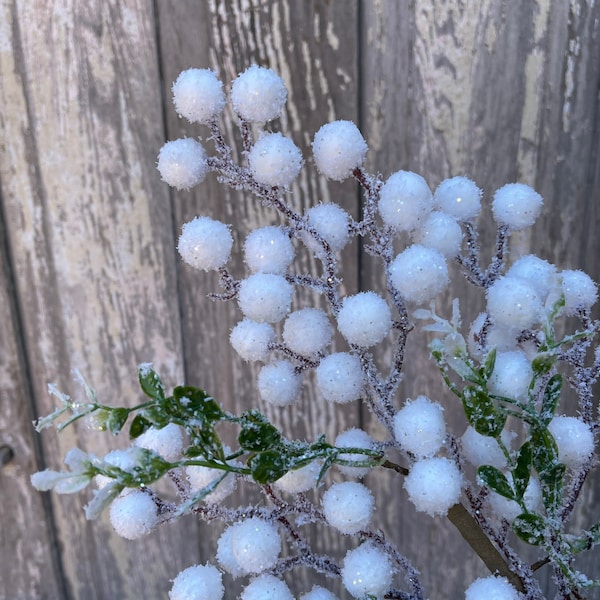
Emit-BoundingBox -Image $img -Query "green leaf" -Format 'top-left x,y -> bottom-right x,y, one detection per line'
462,386 -> 506,437
531,428 -> 559,477
249,450 -> 288,484
539,462 -> 566,515
482,347 -> 497,381
531,353 -> 557,377
591,523 -> 600,546
477,465 -> 515,500
182,446 -> 205,458
513,513 -> 546,545
106,408 -> 130,435
115,448 -> 172,487
172,386 -> 223,422
191,425 -> 224,461
238,411 -> 282,452
513,442 -> 532,501
540,374 -> 562,426
138,364 -> 165,401
129,414 -> 152,439
317,454 -> 336,485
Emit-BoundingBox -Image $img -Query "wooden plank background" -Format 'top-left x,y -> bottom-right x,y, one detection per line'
0,1 -> 598,598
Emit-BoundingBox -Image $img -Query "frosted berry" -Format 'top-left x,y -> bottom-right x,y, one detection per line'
507,255 -> 557,301
178,216 -> 233,271
240,574 -> 294,600
109,490 -> 159,540
335,427 -> 376,478
243,226 -> 294,274
186,462 -> 238,504
231,65 -> 287,123
378,170 -> 433,231
322,481 -> 374,534
305,202 -> 351,254
486,276 -> 542,330
341,543 -> 393,599
157,138 -> 208,190
312,120 -> 368,181
300,585 -> 338,600
237,273 -> 293,323
461,426 -> 508,469
274,460 -> 321,494
282,308 -> 333,357
230,319 -> 275,362
465,576 -> 521,600
216,527 -> 245,578
434,176 -> 482,221
492,182 -> 543,230
172,68 -> 225,124
257,360 -> 303,406
169,563 -> 224,600
248,132 -> 302,187
404,457 -> 463,516
413,211 -> 463,257
134,423 -> 183,462
230,517 -> 281,574
337,291 -> 392,348
315,352 -> 364,403
488,476 -> 542,523
548,416 -> 595,469
390,245 -> 449,304
488,350 -> 533,401
560,269 -> 598,315
393,396 -> 446,458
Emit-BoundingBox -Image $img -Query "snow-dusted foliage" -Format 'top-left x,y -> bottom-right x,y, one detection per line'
32,64 -> 600,600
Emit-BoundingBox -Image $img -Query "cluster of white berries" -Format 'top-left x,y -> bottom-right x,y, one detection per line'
66,62 -> 598,600
152,61 -> 600,599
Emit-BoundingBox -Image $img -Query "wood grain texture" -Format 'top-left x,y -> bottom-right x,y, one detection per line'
361,1 -> 600,597
0,1 -> 199,597
1,0 -> 599,598
0,197 -> 65,599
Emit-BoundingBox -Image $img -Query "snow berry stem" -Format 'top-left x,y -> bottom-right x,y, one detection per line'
262,485 -> 342,577
484,224 -> 509,285
456,222 -> 487,287
208,119 -> 232,162
352,166 -> 383,234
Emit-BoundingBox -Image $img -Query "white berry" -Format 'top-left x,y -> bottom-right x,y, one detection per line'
322,481 -> 374,534
315,353 -> 364,403
492,182 -> 543,230
231,65 -> 287,123
248,132 -> 302,187
404,457 -> 463,516
257,360 -> 303,406
157,138 -> 208,190
393,396 -> 446,458
243,226 -> 294,274
169,564 -> 224,600
172,68 -> 225,124
283,308 -> 333,357
341,543 -> 393,599
312,120 -> 368,181
390,245 -> 449,304
178,216 -> 233,271
238,273 -> 293,323
109,490 -> 158,540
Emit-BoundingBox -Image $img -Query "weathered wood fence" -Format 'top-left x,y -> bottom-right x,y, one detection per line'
1,1 -> 599,598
